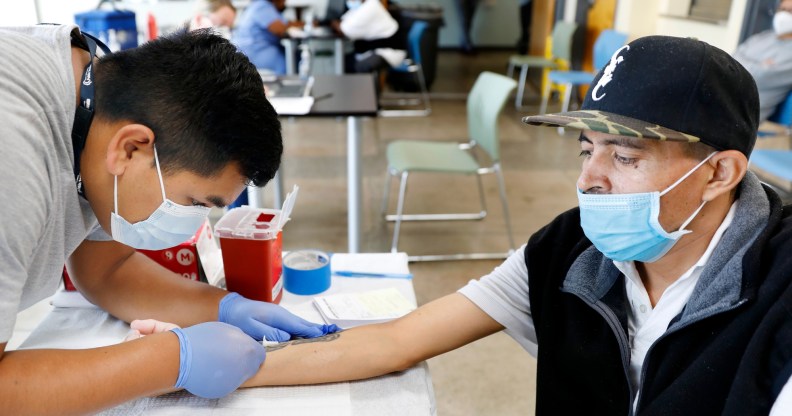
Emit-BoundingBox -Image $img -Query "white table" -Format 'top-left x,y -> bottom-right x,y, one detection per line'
19,253 -> 435,415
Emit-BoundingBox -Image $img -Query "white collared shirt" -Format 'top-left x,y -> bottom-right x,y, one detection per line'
614,201 -> 738,398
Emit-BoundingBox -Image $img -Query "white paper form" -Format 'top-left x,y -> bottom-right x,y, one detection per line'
313,288 -> 415,328
270,97 -> 314,115
331,253 -> 410,275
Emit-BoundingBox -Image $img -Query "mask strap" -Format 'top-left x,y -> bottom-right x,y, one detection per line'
153,145 -> 167,202
114,175 -> 119,215
677,200 -> 707,232
659,152 -> 717,197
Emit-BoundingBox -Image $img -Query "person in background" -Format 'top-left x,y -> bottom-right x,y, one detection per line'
189,0 -> 238,37
454,0 -> 478,53
734,0 -> 792,122
0,26 -> 334,414
189,0 -> 236,33
516,0 -> 532,54
233,0 -> 304,74
230,36 -> 792,414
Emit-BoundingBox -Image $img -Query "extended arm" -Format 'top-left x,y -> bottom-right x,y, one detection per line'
242,292 -> 504,386
0,334 -> 179,414
268,19 -> 304,37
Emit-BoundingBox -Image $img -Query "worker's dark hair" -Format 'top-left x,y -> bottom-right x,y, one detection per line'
94,29 -> 280,186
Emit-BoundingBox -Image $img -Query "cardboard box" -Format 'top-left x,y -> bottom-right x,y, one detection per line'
138,218 -> 224,285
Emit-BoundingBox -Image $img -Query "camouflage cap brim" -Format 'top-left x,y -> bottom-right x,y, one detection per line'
522,110 -> 701,143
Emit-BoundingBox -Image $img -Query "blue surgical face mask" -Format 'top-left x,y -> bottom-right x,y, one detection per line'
577,152 -> 716,263
110,146 -> 211,250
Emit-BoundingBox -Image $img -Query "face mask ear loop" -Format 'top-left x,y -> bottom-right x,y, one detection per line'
114,175 -> 119,215
677,200 -> 707,233
153,145 -> 167,203
659,152 -> 717,197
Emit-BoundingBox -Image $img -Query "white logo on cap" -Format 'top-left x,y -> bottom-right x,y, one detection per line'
591,45 -> 630,101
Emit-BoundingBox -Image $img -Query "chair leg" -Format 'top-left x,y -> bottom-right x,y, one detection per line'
391,171 -> 409,253
539,76 -> 552,114
507,62 -> 514,79
381,167 -> 394,216
494,163 -> 516,252
378,66 -> 430,117
516,64 -> 528,109
558,84 -> 574,135
416,64 -> 431,116
475,173 -> 488,218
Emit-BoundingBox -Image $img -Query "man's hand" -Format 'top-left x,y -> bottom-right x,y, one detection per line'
171,322 -> 266,398
218,292 -> 339,342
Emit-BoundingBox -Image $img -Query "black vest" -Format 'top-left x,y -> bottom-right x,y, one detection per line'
525,186 -> 792,415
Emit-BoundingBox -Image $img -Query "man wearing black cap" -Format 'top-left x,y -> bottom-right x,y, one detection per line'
141,35 -> 792,415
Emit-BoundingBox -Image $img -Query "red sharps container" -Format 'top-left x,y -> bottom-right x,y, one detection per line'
214,207 -> 286,303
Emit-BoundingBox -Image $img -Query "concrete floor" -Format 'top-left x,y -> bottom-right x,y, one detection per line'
9,50 -> 586,415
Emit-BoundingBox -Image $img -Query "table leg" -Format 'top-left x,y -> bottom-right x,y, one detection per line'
246,186 -> 262,209
273,169 -> 284,208
347,116 -> 362,253
334,38 -> 344,75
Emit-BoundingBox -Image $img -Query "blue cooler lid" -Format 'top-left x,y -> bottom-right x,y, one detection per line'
74,9 -> 137,32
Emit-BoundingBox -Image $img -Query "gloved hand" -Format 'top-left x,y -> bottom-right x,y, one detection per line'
171,322 -> 266,399
218,292 -> 339,342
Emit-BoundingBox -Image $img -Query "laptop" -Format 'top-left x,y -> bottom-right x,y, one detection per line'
261,73 -> 314,99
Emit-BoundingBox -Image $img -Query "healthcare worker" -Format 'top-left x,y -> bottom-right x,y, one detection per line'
0,26 -> 334,413
233,0 -> 304,74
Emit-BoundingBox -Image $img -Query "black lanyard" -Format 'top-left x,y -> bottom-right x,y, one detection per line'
72,32 -> 111,194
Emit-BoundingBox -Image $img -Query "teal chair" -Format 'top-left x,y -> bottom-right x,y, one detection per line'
507,21 -> 578,110
382,71 -> 517,261
379,21 -> 431,117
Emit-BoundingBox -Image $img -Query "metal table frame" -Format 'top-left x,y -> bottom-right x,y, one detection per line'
252,74 -> 377,253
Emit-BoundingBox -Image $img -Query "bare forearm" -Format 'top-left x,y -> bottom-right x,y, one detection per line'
69,240 -> 227,327
91,252 -> 227,326
243,294 -> 505,387
0,333 -> 179,414
242,323 -> 412,387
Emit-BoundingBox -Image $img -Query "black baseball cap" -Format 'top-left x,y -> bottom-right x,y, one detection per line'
522,35 -> 760,157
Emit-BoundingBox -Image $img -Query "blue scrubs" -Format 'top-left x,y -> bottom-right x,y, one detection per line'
233,0 -> 287,74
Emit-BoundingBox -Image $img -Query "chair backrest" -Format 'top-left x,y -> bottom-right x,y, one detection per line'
407,21 -> 429,65
467,71 -> 518,162
550,21 -> 578,62
592,30 -> 628,71
768,90 -> 792,126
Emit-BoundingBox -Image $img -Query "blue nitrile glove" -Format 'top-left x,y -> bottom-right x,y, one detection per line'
171,322 -> 266,399
218,292 -> 340,342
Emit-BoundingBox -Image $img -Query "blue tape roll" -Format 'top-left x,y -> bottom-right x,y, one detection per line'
283,250 -> 331,295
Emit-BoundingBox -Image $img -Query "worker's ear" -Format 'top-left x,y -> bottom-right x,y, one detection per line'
701,150 -> 748,202
105,124 -> 156,176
